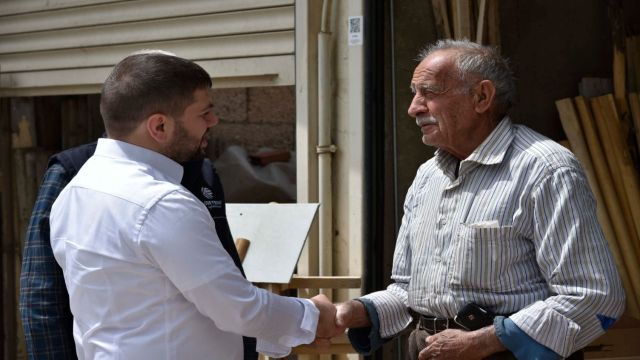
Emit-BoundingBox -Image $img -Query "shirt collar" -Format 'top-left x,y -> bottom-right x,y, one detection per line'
94,138 -> 184,185
464,116 -> 513,166
434,117 -> 513,176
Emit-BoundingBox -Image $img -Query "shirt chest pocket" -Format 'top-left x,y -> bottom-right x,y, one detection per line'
448,223 -> 519,292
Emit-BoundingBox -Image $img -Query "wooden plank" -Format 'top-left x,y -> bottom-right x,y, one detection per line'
10,98 -> 36,149
61,97 -> 90,149
613,43 -> 628,116
597,95 -> 640,245
625,35 -> 640,93
0,0 -> 293,32
449,0 -> 458,39
286,276 -> 361,290
589,97 -> 633,230
12,150 -> 30,246
634,36 -> 640,92
475,0 -> 487,44
577,96 -> 640,318
487,0 -> 500,48
34,96 -> 62,150
556,99 -> 598,191
591,96 -> 640,258
452,0 -> 473,40
1,96 -> 17,360
629,93 -> 640,156
0,7 -> 294,54
10,150 -> 25,360
431,0 -> 452,39
0,31 -> 294,73
293,333 -> 354,354
586,316 -> 640,358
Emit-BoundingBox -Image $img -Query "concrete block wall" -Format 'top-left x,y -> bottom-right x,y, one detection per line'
207,86 -> 296,159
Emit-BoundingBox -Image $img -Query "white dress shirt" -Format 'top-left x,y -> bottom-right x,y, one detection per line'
363,118 -> 625,357
50,138 -> 318,359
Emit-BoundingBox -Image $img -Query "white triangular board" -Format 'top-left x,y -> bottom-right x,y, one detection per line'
226,203 -> 319,283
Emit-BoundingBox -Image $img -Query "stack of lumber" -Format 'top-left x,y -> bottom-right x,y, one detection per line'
430,0 -> 500,45
556,34 -> 640,319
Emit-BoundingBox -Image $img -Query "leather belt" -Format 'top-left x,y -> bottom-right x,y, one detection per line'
412,313 -> 466,334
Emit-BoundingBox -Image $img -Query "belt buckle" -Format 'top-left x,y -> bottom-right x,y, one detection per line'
417,316 -> 449,333
433,317 -> 449,333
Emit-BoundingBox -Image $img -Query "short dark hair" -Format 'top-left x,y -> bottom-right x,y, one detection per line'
418,39 -> 516,115
100,52 -> 212,137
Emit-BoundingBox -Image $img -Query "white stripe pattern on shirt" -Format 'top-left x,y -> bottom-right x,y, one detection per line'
362,118 -> 625,357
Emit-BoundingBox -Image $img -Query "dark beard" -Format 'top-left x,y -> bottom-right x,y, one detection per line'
188,146 -> 206,161
165,121 -> 206,163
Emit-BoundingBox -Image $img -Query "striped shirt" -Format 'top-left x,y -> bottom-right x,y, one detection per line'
363,118 -> 625,357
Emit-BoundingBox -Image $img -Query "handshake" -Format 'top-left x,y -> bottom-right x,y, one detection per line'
309,294 -> 370,346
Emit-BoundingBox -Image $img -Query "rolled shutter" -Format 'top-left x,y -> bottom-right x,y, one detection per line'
0,0 -> 294,96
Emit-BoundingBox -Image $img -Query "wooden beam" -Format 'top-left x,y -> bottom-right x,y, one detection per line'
629,93 -> 640,156
234,238 -> 250,263
613,44 -> 629,117
452,0 -> 472,40
0,97 -> 16,360
596,95 -> 640,245
431,0 -> 452,39
634,36 -> 640,92
487,0 -> 500,48
475,0 -> 487,44
293,333 -> 354,354
286,275 -> 361,290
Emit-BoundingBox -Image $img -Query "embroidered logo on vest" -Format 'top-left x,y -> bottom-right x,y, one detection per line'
201,187 -> 214,199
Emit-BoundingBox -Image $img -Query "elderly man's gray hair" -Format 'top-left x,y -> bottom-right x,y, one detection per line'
418,39 -> 516,115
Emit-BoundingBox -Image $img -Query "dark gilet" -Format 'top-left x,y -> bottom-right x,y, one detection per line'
50,142 -> 258,360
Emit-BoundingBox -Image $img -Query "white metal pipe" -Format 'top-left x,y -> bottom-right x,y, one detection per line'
317,0 -> 334,298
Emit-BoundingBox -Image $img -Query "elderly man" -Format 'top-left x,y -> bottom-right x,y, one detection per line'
336,39 -> 625,359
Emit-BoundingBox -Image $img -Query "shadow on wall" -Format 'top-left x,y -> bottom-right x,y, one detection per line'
214,145 -> 296,203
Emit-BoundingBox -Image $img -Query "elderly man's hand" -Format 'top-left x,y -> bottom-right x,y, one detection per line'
418,326 -> 506,360
309,294 -> 345,346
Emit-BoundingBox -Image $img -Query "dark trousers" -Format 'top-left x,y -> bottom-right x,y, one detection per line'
406,328 -> 584,360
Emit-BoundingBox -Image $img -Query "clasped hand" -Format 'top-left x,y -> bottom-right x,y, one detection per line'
309,294 -> 346,346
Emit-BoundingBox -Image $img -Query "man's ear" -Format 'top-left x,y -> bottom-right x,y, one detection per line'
474,80 -> 496,114
146,113 -> 171,144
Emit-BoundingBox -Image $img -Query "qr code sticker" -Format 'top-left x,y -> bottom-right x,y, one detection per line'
348,16 -> 363,45
349,17 -> 361,33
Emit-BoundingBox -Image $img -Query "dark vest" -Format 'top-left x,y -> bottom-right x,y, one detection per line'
50,143 -> 258,360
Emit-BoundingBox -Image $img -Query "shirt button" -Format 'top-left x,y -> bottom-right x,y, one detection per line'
434,256 -> 441,263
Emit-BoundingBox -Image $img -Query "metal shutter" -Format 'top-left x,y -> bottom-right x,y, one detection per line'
0,0 -> 294,96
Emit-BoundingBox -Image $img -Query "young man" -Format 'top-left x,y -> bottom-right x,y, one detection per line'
48,52 -> 341,359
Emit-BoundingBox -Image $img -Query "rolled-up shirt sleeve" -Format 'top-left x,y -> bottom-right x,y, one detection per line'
138,190 -> 318,355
